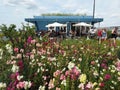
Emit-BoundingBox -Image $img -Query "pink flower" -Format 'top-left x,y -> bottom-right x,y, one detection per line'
13,80 -> 18,86
16,54 -> 22,59
7,87 -> 15,90
31,39 -> 36,44
60,74 -> 66,80
20,49 -> 24,53
26,52 -> 31,56
72,67 -> 80,76
17,60 -> 24,70
48,79 -> 54,89
65,71 -> 70,76
27,36 -> 32,44
59,50 -> 65,55
14,47 -> 19,53
16,82 -> 25,89
78,83 -> 85,89
104,74 -> 111,80
69,67 -> 80,80
85,82 -> 93,89
116,61 -> 120,71
53,70 -> 61,77
56,87 -> 61,90
10,72 -> 19,80
101,63 -> 108,69
91,61 -> 96,65
42,76 -> 47,80
74,50 -> 78,54
99,82 -> 105,87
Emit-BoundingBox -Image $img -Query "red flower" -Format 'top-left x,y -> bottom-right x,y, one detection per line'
104,74 -> 111,80
91,61 -> 96,65
99,82 -> 105,87
27,36 -> 32,44
14,47 -> 19,53
17,60 -> 24,70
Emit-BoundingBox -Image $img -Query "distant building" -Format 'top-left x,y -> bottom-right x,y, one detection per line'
25,16 -> 103,31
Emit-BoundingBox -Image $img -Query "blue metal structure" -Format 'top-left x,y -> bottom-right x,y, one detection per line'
25,16 -> 103,31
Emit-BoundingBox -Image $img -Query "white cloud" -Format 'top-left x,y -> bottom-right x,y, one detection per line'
74,8 -> 90,15
3,0 -> 38,9
1,0 -> 120,27
110,13 -> 120,18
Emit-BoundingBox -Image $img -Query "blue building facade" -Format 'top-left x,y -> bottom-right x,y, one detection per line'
25,16 -> 103,31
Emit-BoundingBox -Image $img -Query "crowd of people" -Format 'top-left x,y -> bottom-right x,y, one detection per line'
97,27 -> 118,47
36,27 -> 119,47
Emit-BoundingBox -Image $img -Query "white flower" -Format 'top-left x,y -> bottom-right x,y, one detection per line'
0,48 -> 3,59
78,83 -> 84,89
11,64 -> 19,72
62,68 -> 66,72
17,75 -> 23,81
0,82 -> 6,88
61,80 -> 66,86
118,77 -> 120,81
107,52 -> 111,56
80,47 -> 84,50
31,59 -> 35,62
24,81 -> 32,89
111,81 -> 117,85
97,64 -> 100,67
118,72 -> 120,76
68,62 -> 75,70
93,71 -> 99,76
111,70 -> 115,73
5,44 -> 13,54
37,68 -> 40,73
40,67 -> 44,71
41,56 -> 46,59
100,77 -> 103,81
78,58 -> 82,62
95,60 -> 99,63
48,57 -> 56,61
95,87 -> 100,90
111,48 -> 114,51
110,86 -> 114,89
76,66 -> 81,72
38,85 -> 45,90
93,82 -> 97,86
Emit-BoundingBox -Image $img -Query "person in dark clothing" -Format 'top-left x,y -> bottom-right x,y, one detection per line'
110,27 -> 118,47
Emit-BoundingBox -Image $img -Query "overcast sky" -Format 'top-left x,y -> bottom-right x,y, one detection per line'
0,0 -> 120,29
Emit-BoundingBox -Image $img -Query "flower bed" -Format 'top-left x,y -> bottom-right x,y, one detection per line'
0,26 -> 120,90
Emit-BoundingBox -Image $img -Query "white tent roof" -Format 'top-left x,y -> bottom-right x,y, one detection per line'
46,22 -> 63,27
62,24 -> 67,27
73,22 -> 92,27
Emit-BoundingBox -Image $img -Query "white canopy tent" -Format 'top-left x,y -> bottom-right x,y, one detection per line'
46,22 -> 63,27
73,22 -> 92,27
73,22 -> 93,37
46,22 -> 67,32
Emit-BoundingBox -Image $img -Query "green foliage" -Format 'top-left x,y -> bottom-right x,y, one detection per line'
0,26 -> 120,90
117,49 -> 120,59
0,23 -> 36,49
41,13 -> 87,16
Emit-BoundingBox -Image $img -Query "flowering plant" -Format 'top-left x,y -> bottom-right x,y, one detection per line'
0,24 -> 120,90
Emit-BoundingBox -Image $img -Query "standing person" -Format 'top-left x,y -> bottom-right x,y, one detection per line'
97,29 -> 102,44
101,29 -> 107,41
69,30 -> 76,39
110,27 -> 118,47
